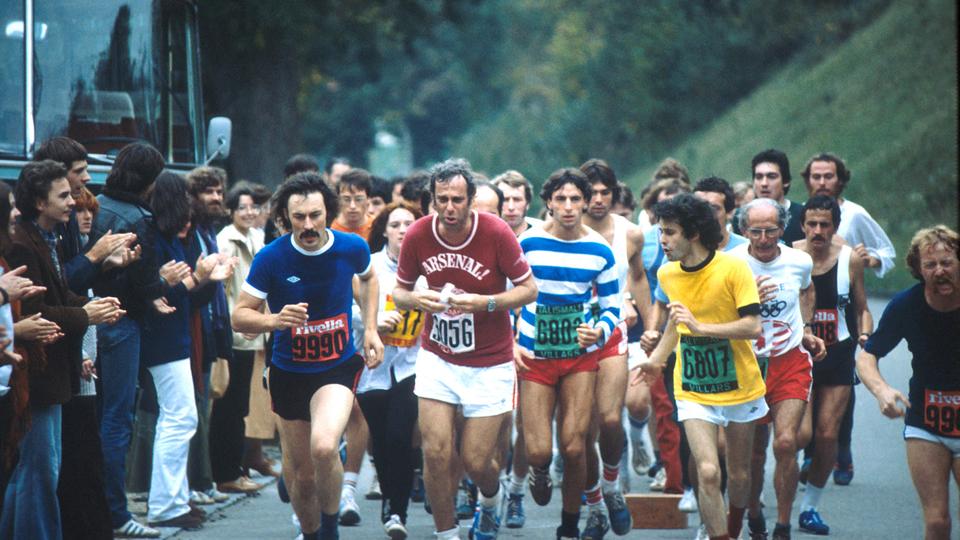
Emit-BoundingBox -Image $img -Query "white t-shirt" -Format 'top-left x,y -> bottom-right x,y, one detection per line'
731,244 -> 813,358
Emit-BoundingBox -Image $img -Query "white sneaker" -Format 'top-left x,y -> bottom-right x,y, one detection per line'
203,487 -> 230,503
631,437 -> 651,476
678,487 -> 698,513
339,492 -> 361,526
694,523 -> 709,540
649,467 -> 666,491
113,519 -> 160,538
384,514 -> 408,539
189,490 -> 214,505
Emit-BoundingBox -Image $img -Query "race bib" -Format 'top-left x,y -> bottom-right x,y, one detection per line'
382,295 -> 425,348
680,336 -> 738,394
291,313 -> 349,363
430,311 -> 476,354
924,389 -> 960,438
811,309 -> 839,346
534,303 -> 584,359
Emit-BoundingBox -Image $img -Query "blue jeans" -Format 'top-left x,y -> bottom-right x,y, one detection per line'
0,404 -> 63,539
97,316 -> 141,527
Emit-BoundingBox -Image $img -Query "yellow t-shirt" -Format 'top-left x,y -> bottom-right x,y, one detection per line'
658,251 -> 765,406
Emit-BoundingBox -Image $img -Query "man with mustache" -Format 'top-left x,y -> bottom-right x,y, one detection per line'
793,195 -> 872,535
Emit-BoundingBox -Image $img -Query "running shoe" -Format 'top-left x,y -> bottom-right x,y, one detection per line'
383,514 -> 408,540
528,467 -> 553,506
772,523 -> 791,540
832,462 -> 853,486
748,518 -> 769,539
678,487 -> 698,513
581,509 -> 610,540
603,490 -> 633,535
113,519 -> 161,538
505,493 -> 526,528
798,509 -> 830,535
339,493 -> 361,526
649,467 -> 666,491
469,504 -> 500,540
631,436 -> 651,476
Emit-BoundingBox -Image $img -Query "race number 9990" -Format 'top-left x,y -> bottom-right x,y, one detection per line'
291,313 -> 349,363
430,312 -> 476,354
924,389 -> 960,438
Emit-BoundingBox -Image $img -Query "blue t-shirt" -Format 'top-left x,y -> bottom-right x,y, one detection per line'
243,231 -> 372,373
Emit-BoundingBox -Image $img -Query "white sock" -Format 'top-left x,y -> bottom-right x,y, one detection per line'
435,525 -> 460,539
802,484 -> 823,511
509,472 -> 526,495
479,484 -> 501,510
342,472 -> 359,499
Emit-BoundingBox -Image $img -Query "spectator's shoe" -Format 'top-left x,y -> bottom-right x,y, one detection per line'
772,523 -> 791,540
603,491 -> 633,535
631,436 -> 651,476
694,523 -> 708,540
339,493 -> 361,526
798,458 -> 812,486
410,469 -> 426,502
505,493 -> 526,528
469,504 -> 500,540
217,477 -> 260,494
188,503 -> 207,519
798,509 -> 830,535
367,474 -> 383,500
383,514 -> 408,540
149,511 -> 203,530
649,467 -> 666,491
832,462 -> 853,486
678,487 -> 698,513
113,519 -> 161,538
528,467 -> 553,506
581,509 -> 610,540
189,490 -> 214,505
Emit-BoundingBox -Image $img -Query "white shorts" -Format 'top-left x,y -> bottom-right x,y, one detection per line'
904,425 -> 960,458
676,395 -> 769,427
414,348 -> 516,418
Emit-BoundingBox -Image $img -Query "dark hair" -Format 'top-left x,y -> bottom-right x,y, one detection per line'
150,172 -> 192,237
476,179 -> 504,215
402,170 -> 432,216
429,158 -> 476,202
369,175 -> 391,202
324,157 -> 351,175
801,153 -> 851,186
337,168 -> 373,197
751,149 -> 793,195
103,143 -> 164,197
738,197 -> 789,231
654,193 -> 723,251
694,176 -> 736,213
0,182 -> 13,252
34,137 -> 87,168
186,166 -> 226,197
15,159 -> 68,221
284,153 -> 320,178
225,181 -> 257,213
642,178 -> 691,211
249,182 -> 273,205
271,172 -> 339,230
579,158 -> 621,204
367,202 -> 423,253
801,194 -> 842,229
616,182 -> 637,211
540,168 -> 592,202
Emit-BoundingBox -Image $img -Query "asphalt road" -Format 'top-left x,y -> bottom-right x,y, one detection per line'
169,298 -> 942,539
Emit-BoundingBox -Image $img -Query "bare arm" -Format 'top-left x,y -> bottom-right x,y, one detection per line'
856,349 -> 908,418
849,253 -> 874,344
232,291 -> 308,334
356,269 -> 384,368
446,274 -> 538,313
799,283 -> 826,361
799,282 -> 816,324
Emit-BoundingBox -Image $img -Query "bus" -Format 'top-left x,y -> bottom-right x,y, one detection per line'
1,0 -> 229,185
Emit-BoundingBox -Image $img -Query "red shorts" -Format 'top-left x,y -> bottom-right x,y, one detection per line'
597,325 -> 627,362
519,353 -> 599,387
759,346 -> 813,424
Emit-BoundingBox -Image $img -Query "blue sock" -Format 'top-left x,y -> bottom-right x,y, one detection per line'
320,512 -> 338,535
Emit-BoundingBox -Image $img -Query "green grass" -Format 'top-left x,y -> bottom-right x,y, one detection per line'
626,0 -> 958,294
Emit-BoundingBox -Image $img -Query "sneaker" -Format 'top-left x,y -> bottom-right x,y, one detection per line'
149,511 -> 203,530
367,474 -> 383,500
410,469 -> 426,503
798,509 -> 830,535
339,493 -> 361,526
528,468 -> 553,506
456,480 -> 477,520
204,487 -> 232,502
556,524 -> 579,540
832,462 -> 853,486
798,457 -> 811,485
694,523 -> 709,540
505,493 -> 525,528
113,519 -> 161,538
581,509 -> 610,540
603,491 -> 633,535
649,467 -> 666,491
772,523 -> 791,540
384,514 -> 408,540
631,437 -> 651,476
748,517 -> 768,540
469,504 -> 500,540
678,487 -> 697,513
189,490 -> 214,505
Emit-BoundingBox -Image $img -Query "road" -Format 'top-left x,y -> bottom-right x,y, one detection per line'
166,298 -> 941,539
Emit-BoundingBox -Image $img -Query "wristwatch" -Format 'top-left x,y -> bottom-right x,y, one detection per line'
486,296 -> 496,312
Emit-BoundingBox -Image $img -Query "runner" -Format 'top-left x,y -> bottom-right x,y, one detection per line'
516,168 -> 621,540
634,193 -> 767,540
579,158 -> 652,538
392,158 -> 536,540
793,195 -> 872,536
732,149 -> 805,245
232,172 -> 384,540
731,198 -> 826,540
857,225 -> 960,540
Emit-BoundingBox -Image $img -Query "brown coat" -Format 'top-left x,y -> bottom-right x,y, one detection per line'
7,221 -> 90,407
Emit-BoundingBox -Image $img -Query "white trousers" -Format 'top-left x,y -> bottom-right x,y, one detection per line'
147,359 -> 198,522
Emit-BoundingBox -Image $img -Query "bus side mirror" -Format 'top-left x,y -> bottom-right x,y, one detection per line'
205,116 -> 232,163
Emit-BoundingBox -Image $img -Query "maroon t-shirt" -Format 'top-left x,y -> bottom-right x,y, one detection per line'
396,211 -> 531,367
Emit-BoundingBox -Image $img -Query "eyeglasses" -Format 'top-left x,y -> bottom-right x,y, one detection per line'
746,227 -> 781,239
237,205 -> 261,214
339,196 -> 368,206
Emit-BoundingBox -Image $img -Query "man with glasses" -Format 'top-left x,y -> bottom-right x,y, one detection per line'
332,169 -> 375,240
